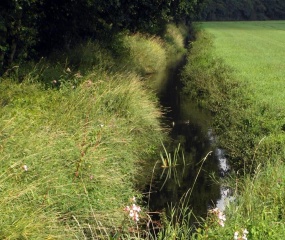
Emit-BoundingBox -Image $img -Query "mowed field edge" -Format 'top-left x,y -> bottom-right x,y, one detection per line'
200,21 -> 285,108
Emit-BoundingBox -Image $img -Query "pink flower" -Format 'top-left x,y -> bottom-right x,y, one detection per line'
218,220 -> 225,227
132,204 -> 141,212
124,200 -> 141,222
209,207 -> 226,227
218,211 -> 226,221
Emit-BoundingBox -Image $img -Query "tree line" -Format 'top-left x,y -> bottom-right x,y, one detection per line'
199,0 -> 285,21
0,0 -> 203,74
1,0 -> 283,74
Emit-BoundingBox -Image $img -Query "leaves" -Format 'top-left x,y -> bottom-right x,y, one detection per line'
0,0 -> 204,72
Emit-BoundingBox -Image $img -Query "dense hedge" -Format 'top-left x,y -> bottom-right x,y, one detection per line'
0,0 -> 203,74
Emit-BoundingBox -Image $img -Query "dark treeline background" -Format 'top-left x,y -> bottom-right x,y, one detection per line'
199,0 -> 285,21
1,0 -> 284,75
0,0 -> 203,74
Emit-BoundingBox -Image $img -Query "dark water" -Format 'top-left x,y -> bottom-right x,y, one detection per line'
146,57 -> 230,224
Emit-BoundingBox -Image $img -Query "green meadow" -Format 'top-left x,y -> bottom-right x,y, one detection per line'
201,21 -> 285,107
200,21 -> 285,165
181,21 -> 285,239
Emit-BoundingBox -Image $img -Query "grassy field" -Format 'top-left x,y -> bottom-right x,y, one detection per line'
181,21 -> 285,239
200,21 -> 285,108
182,21 -> 285,165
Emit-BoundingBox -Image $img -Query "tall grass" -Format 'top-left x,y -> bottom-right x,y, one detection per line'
0,23 -> 190,238
0,70 -> 166,237
181,21 -> 285,239
193,160 -> 285,240
163,23 -> 189,57
121,33 -> 167,75
1,22 -> 208,239
182,22 -> 285,169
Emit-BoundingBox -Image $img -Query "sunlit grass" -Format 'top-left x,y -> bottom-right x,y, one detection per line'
0,23 -> 193,238
182,21 -> 285,239
163,23 -> 188,57
194,161 -> 285,239
183,22 -> 285,167
121,33 -> 167,75
0,32 -> 170,238
200,21 -> 285,111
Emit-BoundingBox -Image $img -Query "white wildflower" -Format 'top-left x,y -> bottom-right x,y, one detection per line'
209,207 -> 226,227
22,165 -> 28,171
124,198 -> 141,222
234,228 -> 249,240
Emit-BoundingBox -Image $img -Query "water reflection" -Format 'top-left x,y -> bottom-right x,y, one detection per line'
147,97 -> 221,221
146,56 -> 231,226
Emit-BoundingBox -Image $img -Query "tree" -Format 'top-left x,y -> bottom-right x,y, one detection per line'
0,0 -> 205,73
0,0 -> 38,73
199,0 -> 285,21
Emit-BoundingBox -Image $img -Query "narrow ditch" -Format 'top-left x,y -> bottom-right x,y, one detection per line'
145,55 -> 231,228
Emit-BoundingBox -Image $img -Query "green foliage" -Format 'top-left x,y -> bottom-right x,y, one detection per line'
181,30 -> 239,113
163,23 -> 188,57
0,0 -> 38,70
121,33 -> 167,75
180,22 -> 285,238
182,21 -> 285,170
0,0 -> 205,73
156,206 -> 194,240
193,160 -> 285,239
0,73 -> 165,238
0,23 -> 190,238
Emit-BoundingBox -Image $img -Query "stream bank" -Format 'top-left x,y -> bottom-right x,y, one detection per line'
146,53 -> 231,227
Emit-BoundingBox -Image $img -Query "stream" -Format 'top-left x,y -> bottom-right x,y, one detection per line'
146,56 -> 231,226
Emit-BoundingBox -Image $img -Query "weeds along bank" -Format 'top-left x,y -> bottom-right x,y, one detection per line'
182,22 -> 285,169
182,22 -> 285,239
0,24 -> 188,238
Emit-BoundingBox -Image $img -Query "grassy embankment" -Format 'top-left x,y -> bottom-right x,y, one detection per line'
181,21 -> 285,239
0,24 -> 188,239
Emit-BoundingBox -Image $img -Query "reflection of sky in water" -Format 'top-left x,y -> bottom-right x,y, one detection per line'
148,94 -> 232,221
215,148 -> 233,211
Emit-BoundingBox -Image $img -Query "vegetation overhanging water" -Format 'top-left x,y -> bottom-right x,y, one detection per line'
146,53 -> 231,229
1,19 -> 285,239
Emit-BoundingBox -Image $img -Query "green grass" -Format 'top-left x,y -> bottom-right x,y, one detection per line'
193,160 -> 285,240
182,21 -> 285,167
200,21 -> 285,109
180,21 -> 285,239
121,33 -> 167,75
0,24 -> 190,239
0,73 -> 164,238
202,21 -> 285,164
